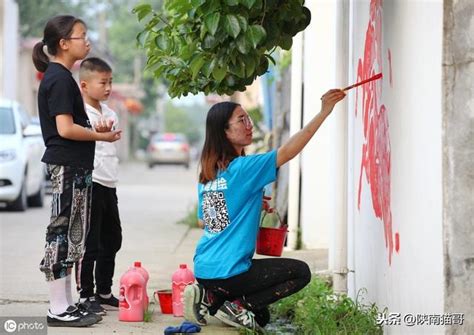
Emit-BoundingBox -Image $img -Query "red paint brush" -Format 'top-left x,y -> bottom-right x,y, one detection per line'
343,73 -> 383,91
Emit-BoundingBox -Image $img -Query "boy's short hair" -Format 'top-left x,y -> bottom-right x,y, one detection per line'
79,57 -> 112,80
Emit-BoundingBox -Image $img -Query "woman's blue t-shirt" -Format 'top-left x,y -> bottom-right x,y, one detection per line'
194,150 -> 277,279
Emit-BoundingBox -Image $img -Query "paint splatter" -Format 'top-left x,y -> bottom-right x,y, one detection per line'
355,0 -> 395,264
388,48 -> 393,87
395,232 -> 400,253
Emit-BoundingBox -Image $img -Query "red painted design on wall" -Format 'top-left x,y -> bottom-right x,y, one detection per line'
388,48 -> 393,87
395,232 -> 400,253
355,0 -> 396,264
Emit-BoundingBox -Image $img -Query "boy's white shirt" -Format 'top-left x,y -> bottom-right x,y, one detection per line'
85,102 -> 119,188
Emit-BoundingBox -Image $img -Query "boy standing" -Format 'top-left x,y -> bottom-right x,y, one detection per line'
77,57 -> 122,315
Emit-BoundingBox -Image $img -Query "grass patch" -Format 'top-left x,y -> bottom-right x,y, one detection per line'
240,276 -> 383,334
177,203 -> 200,228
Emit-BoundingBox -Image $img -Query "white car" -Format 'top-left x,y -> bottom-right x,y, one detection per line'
146,133 -> 191,169
0,98 -> 45,211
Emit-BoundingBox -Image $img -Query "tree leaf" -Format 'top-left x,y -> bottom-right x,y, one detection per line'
230,59 -> 245,78
144,57 -> 160,72
181,44 -> 196,60
243,55 -> 256,77
191,0 -> 206,7
236,15 -> 248,32
224,14 -> 241,38
240,0 -> 257,9
190,54 -> 206,80
153,66 -> 166,78
255,55 -> 269,75
246,25 -> 266,48
278,33 -> 293,50
155,34 -> 170,51
136,30 -> 149,48
212,64 -> 227,82
166,0 -> 192,13
226,0 -> 239,6
201,59 -> 216,77
264,53 -> 276,65
132,4 -> 152,22
248,0 -> 263,18
202,0 -> 221,13
236,34 -> 251,54
202,34 -> 218,49
200,24 -> 208,40
204,12 -> 220,36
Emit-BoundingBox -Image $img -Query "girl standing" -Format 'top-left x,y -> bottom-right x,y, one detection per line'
32,15 -> 120,327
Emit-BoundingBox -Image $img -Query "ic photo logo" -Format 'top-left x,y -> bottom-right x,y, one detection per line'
1,317 -> 46,334
3,320 -> 16,333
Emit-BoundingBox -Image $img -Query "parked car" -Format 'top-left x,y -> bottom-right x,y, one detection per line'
0,98 -> 45,211
146,133 -> 191,169
31,116 -> 52,194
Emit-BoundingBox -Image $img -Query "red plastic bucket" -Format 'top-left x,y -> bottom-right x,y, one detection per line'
256,226 -> 288,256
154,289 -> 173,314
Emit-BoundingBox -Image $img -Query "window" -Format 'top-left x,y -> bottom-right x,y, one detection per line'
0,107 -> 16,134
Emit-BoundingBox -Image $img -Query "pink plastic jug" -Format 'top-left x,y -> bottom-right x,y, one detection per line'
132,261 -> 149,310
171,264 -> 195,316
118,267 -> 145,322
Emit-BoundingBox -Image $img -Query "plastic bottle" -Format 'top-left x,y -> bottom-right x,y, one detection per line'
133,261 -> 149,310
118,267 -> 145,322
171,264 -> 195,317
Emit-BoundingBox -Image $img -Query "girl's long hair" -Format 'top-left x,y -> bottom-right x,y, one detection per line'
32,15 -> 86,72
199,102 -> 244,184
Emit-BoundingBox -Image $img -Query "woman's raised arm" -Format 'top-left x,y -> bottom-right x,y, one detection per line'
276,89 -> 346,167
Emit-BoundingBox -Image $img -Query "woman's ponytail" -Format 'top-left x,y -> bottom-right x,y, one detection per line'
32,41 -> 49,72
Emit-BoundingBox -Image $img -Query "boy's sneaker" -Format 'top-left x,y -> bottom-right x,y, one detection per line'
47,305 -> 99,327
215,301 -> 263,332
79,296 -> 107,316
183,283 -> 210,326
97,294 -> 119,309
75,303 -> 103,323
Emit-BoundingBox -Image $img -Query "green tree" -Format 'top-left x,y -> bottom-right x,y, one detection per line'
133,0 -> 310,97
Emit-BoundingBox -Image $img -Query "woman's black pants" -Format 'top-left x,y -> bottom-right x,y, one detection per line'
197,258 -> 311,326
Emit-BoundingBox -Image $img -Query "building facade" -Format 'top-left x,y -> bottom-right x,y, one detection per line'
287,1 -> 472,334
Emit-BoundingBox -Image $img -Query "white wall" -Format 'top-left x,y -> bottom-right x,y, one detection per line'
300,0 -> 339,249
348,1 -> 444,334
0,0 -> 19,100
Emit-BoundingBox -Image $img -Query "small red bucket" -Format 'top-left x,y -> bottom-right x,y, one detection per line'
256,211 -> 288,257
154,289 -> 173,314
256,226 -> 288,256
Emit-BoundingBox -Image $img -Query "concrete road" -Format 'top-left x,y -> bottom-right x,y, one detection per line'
0,161 -> 327,334
0,162 -> 234,333
1,161 -> 198,302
